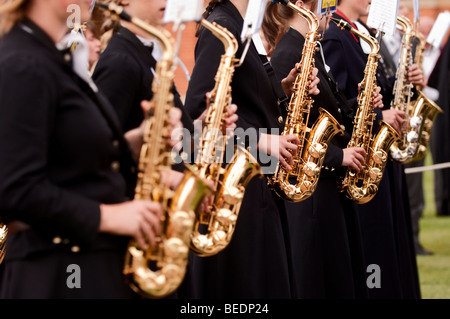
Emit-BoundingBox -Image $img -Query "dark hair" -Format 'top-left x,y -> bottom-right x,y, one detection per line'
195,0 -> 225,37
262,0 -> 318,56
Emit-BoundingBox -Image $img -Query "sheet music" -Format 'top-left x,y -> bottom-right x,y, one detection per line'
413,0 -> 420,23
163,0 -> 204,24
240,0 -> 266,42
366,0 -> 400,37
316,0 -> 337,17
427,11 -> 450,49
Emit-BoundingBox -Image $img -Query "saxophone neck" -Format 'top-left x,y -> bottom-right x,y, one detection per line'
200,19 -> 239,59
331,18 -> 380,56
397,15 -> 414,37
284,2 -> 320,38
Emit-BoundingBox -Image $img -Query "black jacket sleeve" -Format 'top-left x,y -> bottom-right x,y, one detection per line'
0,56 -> 100,244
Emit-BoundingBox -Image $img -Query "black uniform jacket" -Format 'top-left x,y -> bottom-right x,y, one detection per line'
0,20 -> 135,260
92,26 -> 194,134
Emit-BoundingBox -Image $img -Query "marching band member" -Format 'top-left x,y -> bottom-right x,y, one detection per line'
0,0 -> 179,298
321,0 -> 421,299
180,0 -> 319,299
262,0 -> 385,299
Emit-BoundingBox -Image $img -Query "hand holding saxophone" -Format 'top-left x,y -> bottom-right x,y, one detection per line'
281,63 -> 321,96
124,100 -> 183,157
407,63 -> 426,88
99,201 -> 163,250
257,133 -> 301,170
196,92 -> 239,137
223,103 -> 239,137
342,147 -> 367,172
382,109 -> 407,135
356,84 -> 384,109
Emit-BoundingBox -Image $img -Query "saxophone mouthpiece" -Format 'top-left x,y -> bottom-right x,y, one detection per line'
95,2 -> 132,22
331,18 -> 352,31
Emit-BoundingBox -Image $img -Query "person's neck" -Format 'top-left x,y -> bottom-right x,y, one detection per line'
25,3 -> 68,43
289,13 -> 310,38
229,0 -> 249,18
121,20 -> 157,40
337,5 -> 360,21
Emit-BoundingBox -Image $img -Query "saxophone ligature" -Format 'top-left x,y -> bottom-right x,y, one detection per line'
331,18 -> 400,204
181,19 -> 261,257
389,16 -> 442,163
96,2 -> 212,298
268,0 -> 344,202
0,219 -> 7,264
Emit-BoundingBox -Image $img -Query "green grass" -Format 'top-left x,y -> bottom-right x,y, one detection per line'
416,151 -> 450,299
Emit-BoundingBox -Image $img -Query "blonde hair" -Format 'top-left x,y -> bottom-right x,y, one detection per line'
262,0 -> 318,56
0,0 -> 30,37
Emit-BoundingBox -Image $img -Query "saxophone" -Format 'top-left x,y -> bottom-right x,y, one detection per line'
183,19 -> 261,257
268,1 -> 344,202
389,16 -> 443,163
0,219 -> 7,264
408,25 -> 444,162
332,18 -> 400,204
96,3 -> 212,298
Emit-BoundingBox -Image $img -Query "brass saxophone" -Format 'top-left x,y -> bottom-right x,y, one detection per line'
268,2 -> 344,202
183,19 -> 261,257
0,219 -> 7,264
408,25 -> 444,162
96,3 -> 212,298
389,16 -> 443,163
332,18 -> 400,204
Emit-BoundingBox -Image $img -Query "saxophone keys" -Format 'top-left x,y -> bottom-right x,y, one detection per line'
191,234 -> 212,250
223,188 -> 243,204
161,264 -> 184,282
308,143 -> 326,158
216,208 -> 237,225
303,162 -> 320,177
299,180 -> 312,193
212,230 -> 227,244
171,211 -> 195,233
409,116 -> 422,129
406,131 -> 419,143
372,150 -> 387,164
368,167 -> 382,181
164,237 -> 188,258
